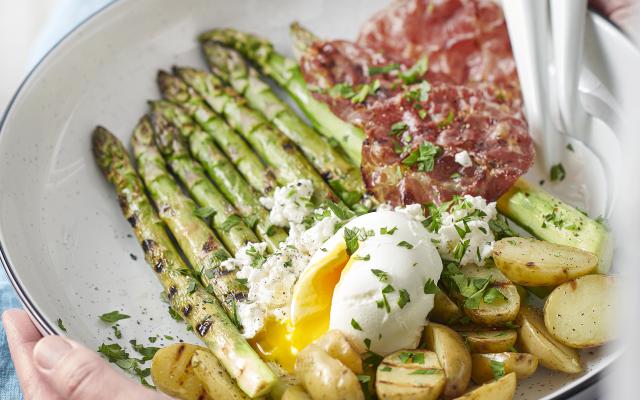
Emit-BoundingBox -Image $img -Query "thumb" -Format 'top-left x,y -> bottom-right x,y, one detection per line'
33,335 -> 169,400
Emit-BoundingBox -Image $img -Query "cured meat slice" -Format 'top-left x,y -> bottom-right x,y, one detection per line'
298,0 -> 534,206
358,0 -> 520,96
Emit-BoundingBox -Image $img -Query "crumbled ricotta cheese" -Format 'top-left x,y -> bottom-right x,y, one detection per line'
259,179 -> 314,227
227,180 -> 341,338
431,195 -> 496,266
454,150 -> 473,167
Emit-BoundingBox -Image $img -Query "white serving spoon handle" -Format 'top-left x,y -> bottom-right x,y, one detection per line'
502,0 -> 563,169
551,0 -> 589,137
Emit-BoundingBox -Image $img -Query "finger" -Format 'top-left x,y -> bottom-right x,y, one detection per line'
33,335 -> 170,400
590,0 -> 640,36
3,309 -> 48,399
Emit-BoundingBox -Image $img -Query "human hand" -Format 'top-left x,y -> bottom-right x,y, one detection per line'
2,309 -> 172,400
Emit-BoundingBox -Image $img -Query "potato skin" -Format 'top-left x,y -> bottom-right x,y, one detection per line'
471,352 -> 538,384
430,291 -> 465,324
454,372 -> 516,400
423,323 -> 471,398
313,330 -> 363,373
517,306 -> 582,373
151,343 -> 210,400
493,238 -> 597,286
458,330 -> 517,354
376,350 -> 445,400
544,274 -> 617,348
295,344 -> 364,400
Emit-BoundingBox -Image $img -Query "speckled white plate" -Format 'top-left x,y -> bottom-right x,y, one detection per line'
0,0 -> 636,398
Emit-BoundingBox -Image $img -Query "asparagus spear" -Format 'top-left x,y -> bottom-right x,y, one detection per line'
149,111 -> 258,254
201,42 -> 365,207
131,116 -> 249,315
198,29 -> 365,164
149,100 -> 287,250
157,70 -> 277,197
92,126 -> 276,397
164,68 -> 339,205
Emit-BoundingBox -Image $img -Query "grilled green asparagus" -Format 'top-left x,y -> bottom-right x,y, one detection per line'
92,126 -> 276,397
131,116 -> 248,315
157,71 -> 277,197
150,111 -> 258,254
165,68 -> 339,205
201,42 -> 364,206
198,29 -> 365,164
149,100 -> 287,250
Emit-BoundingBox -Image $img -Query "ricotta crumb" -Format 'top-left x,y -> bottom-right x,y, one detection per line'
260,179 -> 314,227
454,150 -> 473,167
226,180 -> 341,338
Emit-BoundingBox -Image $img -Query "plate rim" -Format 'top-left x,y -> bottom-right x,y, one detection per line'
0,1 -> 631,398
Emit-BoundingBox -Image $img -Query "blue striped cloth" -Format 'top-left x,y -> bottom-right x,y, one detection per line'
0,2 -> 112,398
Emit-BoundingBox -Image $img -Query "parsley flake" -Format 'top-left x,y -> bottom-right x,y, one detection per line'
99,311 -> 130,325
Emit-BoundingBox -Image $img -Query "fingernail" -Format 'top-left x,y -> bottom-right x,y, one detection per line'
34,336 -> 73,370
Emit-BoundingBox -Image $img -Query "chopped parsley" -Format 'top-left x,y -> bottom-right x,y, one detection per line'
221,215 -> 242,232
329,80 -> 381,104
112,324 -> 122,339
326,201 -> 355,220
566,143 -> 574,152
354,254 -> 371,261
130,340 -> 160,362
423,279 -> 439,294
99,311 -> 130,325
194,206 -> 216,218
343,227 -> 374,255
398,351 -> 424,364
489,215 -> 517,239
390,121 -> 409,136
371,269 -> 389,282
402,141 -> 441,172
380,366 -> 392,372
380,226 -> 398,235
397,289 -> 411,309
397,241 -> 414,249
399,55 -> 429,84
351,318 -> 363,331
186,280 -> 197,294
364,338 -> 372,349
245,245 -> 265,268
550,163 -> 566,182
368,63 -> 401,75
410,369 -> 440,375
437,110 -> 455,129
490,360 -> 506,379
56,318 -> 67,332
483,287 -> 507,304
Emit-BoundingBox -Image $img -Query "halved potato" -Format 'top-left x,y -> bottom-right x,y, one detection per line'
452,265 -> 520,326
430,291 -> 465,324
544,274 -> 617,348
376,349 -> 446,400
295,343 -> 364,400
151,343 -> 210,400
493,238 -> 597,286
191,350 -> 248,399
471,352 -> 538,384
458,330 -> 517,354
423,323 -> 471,398
313,330 -> 363,373
517,306 -> 582,373
453,372 -> 516,400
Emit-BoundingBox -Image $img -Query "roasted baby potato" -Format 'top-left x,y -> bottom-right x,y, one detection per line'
454,372 -> 516,400
376,349 -> 446,400
295,343 -> 364,400
493,238 -> 597,286
517,306 -> 582,373
458,330 -> 517,354
191,349 -> 249,400
471,352 -> 538,384
544,274 -> 617,348
313,329 -> 363,373
430,290 -> 465,324
453,264 -> 520,326
281,385 -> 312,400
151,343 -> 210,400
423,323 -> 472,398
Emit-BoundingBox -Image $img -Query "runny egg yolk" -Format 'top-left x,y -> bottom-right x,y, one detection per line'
247,242 -> 349,372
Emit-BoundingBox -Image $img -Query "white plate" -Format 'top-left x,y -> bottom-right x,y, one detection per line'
0,0 -> 635,398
